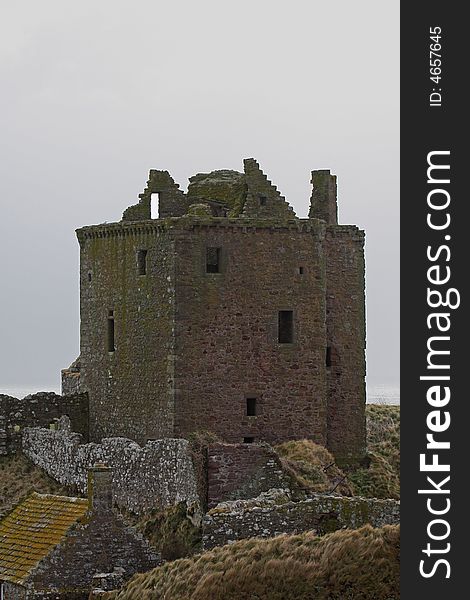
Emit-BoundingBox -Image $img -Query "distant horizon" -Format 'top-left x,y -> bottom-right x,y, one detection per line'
0,381 -> 400,404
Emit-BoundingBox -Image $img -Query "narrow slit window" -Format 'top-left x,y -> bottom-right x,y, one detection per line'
107,310 -> 115,353
246,398 -> 257,416
326,346 -> 332,368
137,249 -> 148,275
150,193 -> 159,219
206,247 -> 221,273
243,436 -> 254,444
259,195 -> 267,206
278,310 -> 294,344
88,271 -> 92,282
298,266 -> 304,275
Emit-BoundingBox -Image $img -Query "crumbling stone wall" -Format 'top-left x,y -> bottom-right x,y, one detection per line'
22,420 -> 200,514
61,357 -> 81,395
202,489 -> 400,549
207,442 -> 291,508
241,158 -> 296,219
0,392 -> 89,454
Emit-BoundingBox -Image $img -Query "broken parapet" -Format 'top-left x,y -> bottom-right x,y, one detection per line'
61,356 -> 81,395
120,158 -> 298,222
123,170 -> 190,220
241,158 -> 297,220
0,391 -> 89,453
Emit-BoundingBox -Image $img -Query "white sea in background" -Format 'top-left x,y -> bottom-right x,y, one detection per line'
367,384 -> 400,405
2,383 -> 400,404
0,385 -> 60,398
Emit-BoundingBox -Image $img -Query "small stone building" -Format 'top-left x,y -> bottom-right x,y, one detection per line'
0,466 -> 159,599
64,158 -> 366,464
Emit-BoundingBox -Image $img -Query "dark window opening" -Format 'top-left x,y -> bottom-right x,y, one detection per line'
298,266 -> 304,275
107,310 -> 115,352
246,397 -> 257,416
243,437 -> 255,444
88,272 -> 92,282
278,310 -> 294,344
326,346 -> 332,368
137,249 -> 148,275
206,247 -> 221,273
259,195 -> 267,206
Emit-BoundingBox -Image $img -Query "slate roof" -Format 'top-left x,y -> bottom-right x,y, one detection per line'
0,492 -> 88,585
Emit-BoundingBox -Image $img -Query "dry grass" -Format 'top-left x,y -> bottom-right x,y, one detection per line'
349,405 -> 400,500
0,452 -> 75,517
274,405 -> 400,500
275,439 -> 353,496
107,524 -> 399,600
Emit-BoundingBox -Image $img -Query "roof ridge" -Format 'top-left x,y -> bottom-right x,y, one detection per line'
30,492 -> 86,503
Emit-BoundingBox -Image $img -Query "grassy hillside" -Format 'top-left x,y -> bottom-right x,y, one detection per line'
349,404 -> 400,499
107,524 -> 399,600
0,452 -> 74,517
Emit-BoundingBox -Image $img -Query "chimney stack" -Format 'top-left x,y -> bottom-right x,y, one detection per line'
88,463 -> 113,513
308,170 -> 338,224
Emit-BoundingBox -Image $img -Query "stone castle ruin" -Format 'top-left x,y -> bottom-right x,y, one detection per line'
62,157 -> 366,465
1,159 -> 399,600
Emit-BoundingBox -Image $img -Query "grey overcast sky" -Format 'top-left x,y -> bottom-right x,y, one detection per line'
0,0 -> 399,390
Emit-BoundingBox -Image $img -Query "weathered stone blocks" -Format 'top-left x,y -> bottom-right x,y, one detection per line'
202,488 -> 400,549
22,421 -> 200,515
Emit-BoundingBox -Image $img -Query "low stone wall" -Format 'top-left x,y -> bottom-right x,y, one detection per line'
202,489 -> 400,549
207,442 -> 291,507
22,418 -> 200,515
0,391 -> 89,453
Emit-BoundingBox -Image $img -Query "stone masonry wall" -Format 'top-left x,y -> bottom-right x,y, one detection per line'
202,489 -> 400,550
0,392 -> 89,454
207,442 -> 291,508
22,420 -> 200,515
173,220 -> 329,446
77,223 -> 176,444
325,226 -> 366,464
27,509 -> 159,597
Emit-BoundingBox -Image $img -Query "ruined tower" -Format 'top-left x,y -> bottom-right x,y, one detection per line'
63,158 -> 366,464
